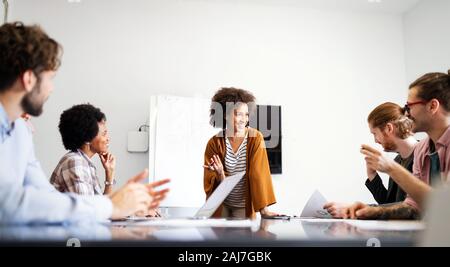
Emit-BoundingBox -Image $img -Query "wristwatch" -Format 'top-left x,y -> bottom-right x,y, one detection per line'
105,179 -> 116,186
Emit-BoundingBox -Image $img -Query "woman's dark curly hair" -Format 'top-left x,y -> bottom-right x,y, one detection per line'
59,104 -> 106,152
209,87 -> 256,129
0,22 -> 62,92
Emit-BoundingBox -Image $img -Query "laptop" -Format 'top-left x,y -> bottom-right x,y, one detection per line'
124,171 -> 245,221
419,185 -> 450,246
192,171 -> 245,219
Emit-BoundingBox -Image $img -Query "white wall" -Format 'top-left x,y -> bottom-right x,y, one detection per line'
404,0 -> 450,82
10,0 -> 408,215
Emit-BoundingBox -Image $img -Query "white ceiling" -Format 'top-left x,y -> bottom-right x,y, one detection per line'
217,0 -> 422,14
59,0 -> 422,14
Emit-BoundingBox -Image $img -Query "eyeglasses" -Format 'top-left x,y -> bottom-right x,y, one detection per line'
403,100 -> 428,114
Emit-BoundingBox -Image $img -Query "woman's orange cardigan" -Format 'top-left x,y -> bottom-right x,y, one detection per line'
203,127 -> 276,219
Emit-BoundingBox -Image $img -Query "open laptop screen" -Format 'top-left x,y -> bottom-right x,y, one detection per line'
194,172 -> 245,219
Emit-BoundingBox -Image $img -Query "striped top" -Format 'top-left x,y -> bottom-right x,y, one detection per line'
223,134 -> 247,208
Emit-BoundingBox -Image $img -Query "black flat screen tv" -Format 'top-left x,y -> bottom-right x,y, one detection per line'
254,105 -> 282,174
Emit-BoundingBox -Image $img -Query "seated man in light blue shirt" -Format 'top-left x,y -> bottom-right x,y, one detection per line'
0,22 -> 170,224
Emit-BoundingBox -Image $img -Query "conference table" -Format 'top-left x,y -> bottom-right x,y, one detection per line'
0,217 -> 423,247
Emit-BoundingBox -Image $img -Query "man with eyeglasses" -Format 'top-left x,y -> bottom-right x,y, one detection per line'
343,70 -> 450,219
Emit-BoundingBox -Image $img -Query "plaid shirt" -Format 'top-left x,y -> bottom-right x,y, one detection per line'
50,150 -> 103,195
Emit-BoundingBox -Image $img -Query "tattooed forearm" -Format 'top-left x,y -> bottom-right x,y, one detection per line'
377,203 -> 420,220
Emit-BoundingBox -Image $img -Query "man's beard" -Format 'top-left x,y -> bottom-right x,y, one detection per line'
21,79 -> 44,116
382,138 -> 397,152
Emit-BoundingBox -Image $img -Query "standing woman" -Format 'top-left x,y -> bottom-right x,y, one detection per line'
203,87 -> 277,219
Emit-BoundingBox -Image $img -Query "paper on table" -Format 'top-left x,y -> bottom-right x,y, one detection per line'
300,190 -> 332,218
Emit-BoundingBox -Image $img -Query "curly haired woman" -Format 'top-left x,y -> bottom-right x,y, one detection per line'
203,87 -> 278,219
50,104 -> 116,195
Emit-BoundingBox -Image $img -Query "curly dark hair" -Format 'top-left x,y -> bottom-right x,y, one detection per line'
0,22 -> 62,92
59,104 -> 106,152
409,70 -> 450,112
209,87 -> 256,129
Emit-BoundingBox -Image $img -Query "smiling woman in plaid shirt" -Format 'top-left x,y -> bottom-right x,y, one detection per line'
50,104 -> 116,195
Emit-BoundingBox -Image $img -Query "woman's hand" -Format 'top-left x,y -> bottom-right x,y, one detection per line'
203,154 -> 226,181
260,207 -> 279,218
100,152 -> 116,176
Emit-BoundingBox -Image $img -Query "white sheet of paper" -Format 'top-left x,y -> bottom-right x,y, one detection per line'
300,190 -> 332,218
